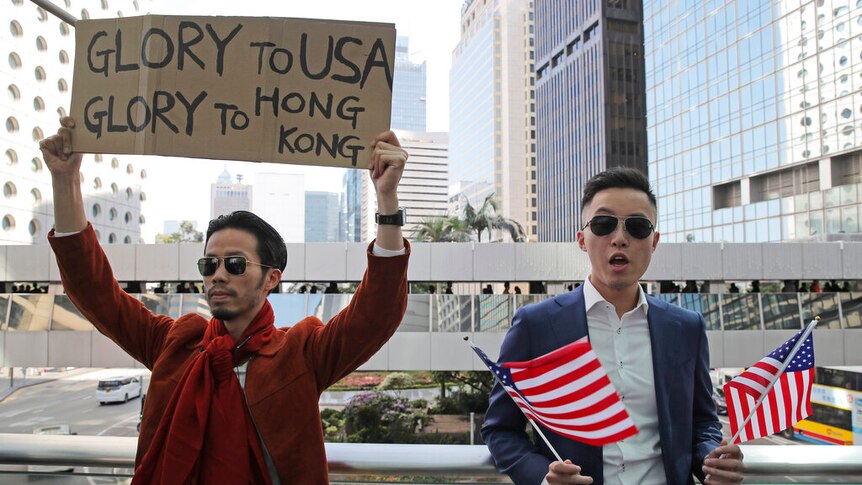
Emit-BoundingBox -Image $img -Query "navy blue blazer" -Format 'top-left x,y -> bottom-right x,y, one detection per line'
481,286 -> 722,485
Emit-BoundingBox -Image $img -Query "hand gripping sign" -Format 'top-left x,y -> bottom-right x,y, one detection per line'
71,15 -> 395,169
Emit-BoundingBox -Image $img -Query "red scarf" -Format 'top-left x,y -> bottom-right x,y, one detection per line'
133,301 -> 276,485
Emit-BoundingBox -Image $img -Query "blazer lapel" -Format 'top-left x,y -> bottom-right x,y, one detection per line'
549,285 -> 590,348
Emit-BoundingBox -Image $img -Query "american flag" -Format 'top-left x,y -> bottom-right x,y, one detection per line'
471,337 -> 638,446
724,326 -> 815,444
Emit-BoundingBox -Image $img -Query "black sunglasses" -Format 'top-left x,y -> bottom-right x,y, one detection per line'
197,256 -> 274,277
583,215 -> 655,239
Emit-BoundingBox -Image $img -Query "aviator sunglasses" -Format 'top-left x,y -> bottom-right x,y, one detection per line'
197,256 -> 275,277
583,215 -> 655,239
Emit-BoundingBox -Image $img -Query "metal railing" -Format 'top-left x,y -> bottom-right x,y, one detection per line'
1,433 -> 861,482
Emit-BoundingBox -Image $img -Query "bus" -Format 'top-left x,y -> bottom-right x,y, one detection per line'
788,366 -> 862,445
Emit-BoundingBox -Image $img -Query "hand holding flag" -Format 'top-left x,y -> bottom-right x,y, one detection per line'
724,319 -> 817,444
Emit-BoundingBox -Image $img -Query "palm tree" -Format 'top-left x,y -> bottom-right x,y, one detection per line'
461,194 -> 526,242
413,216 -> 471,242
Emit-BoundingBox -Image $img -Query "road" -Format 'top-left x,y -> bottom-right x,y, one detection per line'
0,369 -> 150,437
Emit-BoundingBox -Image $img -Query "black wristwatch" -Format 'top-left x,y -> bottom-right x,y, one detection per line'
376,208 -> 405,226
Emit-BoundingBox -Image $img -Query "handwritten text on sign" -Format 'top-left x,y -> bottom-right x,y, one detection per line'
70,16 -> 395,168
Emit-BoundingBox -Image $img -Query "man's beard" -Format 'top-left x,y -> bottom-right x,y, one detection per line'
211,307 -> 240,321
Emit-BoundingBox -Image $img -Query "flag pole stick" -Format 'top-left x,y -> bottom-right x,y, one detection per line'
464,337 -> 565,463
728,317 -> 818,444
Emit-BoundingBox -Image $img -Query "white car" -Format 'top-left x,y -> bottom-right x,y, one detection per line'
96,376 -> 143,404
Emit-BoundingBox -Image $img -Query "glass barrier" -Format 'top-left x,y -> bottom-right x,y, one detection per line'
7,294 -> 53,331
720,294 -> 762,330
657,294 -> 722,330
800,292 -> 842,329
431,295 -> 472,332
839,292 -> 862,329
138,294 -> 179,319
514,294 -> 553,311
762,294 -> 802,330
308,294 -> 352,323
50,295 -> 94,331
178,295 -> 211,320
0,294 -> 8,330
399,295 -> 431,332
268,294 -> 308,327
476,295 -> 511,333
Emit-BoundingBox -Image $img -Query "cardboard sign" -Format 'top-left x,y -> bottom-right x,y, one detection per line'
70,15 -> 395,168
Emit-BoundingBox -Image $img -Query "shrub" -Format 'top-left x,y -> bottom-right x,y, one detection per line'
343,391 -> 429,443
320,408 -> 344,442
376,372 -> 413,390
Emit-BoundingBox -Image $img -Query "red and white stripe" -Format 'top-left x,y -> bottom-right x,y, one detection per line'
503,337 -> 638,446
725,357 -> 813,443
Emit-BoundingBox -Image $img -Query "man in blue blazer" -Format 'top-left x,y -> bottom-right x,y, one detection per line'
482,168 -> 745,485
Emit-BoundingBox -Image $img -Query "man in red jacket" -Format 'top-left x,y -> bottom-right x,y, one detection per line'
40,117 -> 410,484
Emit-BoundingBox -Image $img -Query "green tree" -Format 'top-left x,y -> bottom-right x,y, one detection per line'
461,194 -> 526,242
155,220 -> 203,244
413,217 -> 471,242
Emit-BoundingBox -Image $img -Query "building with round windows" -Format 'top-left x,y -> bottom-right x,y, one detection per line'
1,0 -> 150,244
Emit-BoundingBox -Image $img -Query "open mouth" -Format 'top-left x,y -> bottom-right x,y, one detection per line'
609,254 -> 629,267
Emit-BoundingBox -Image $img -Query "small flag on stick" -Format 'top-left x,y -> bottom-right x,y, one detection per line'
724,319 -> 817,444
468,336 -> 638,447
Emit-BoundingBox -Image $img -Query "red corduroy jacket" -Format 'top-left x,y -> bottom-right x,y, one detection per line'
49,224 -> 410,484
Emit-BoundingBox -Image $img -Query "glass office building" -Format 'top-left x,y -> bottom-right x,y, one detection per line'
391,36 -> 427,132
645,0 -> 862,242
534,0 -> 648,241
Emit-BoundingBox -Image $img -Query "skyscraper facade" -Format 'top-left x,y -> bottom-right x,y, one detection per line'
253,173 -> 305,243
305,191 -> 340,242
534,0 -> 648,241
392,36 -> 427,132
2,0 -> 151,244
645,0 -> 862,242
449,0 -> 537,241
210,168 -> 252,219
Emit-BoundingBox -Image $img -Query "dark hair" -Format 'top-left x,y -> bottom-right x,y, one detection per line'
581,167 -> 657,214
205,210 -> 287,272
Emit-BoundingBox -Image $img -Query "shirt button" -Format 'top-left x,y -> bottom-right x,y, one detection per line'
621,463 -> 626,472
619,361 -> 624,368
616,327 -> 621,334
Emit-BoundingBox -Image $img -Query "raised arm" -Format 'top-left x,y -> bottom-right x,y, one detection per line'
368,130 -> 407,251
39,117 -> 86,233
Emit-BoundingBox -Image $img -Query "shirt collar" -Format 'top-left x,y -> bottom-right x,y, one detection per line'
583,276 -> 649,317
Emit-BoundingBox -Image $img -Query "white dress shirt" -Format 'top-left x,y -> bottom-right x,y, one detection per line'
582,277 -> 664,485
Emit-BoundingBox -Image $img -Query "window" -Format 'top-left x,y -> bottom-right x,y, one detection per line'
100,0 -> 109,9
59,22 -> 69,36
9,20 -> 22,37
57,78 -> 68,92
31,187 -> 41,204
80,9 -> 90,19
139,214 -> 146,224
7,84 -> 20,101
30,157 -> 42,172
36,6 -> 47,21
57,107 -> 66,117
714,182 -> 742,209
111,183 -> 118,195
6,116 -> 19,133
109,207 -> 117,220
31,126 -> 43,142
3,182 -> 16,199
140,192 -> 146,201
125,187 -> 133,200
108,233 -> 116,243
34,66 -> 46,81
35,36 -> 47,51
32,96 -> 44,111
2,215 -> 15,232
140,169 -> 147,179
5,149 -> 17,166
58,50 -> 69,64
126,163 -> 133,174
8,52 -> 21,69
124,211 -> 132,224
92,203 -> 101,217
93,177 -> 102,190
111,157 -> 119,169
124,235 -> 131,243
28,219 -> 39,236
